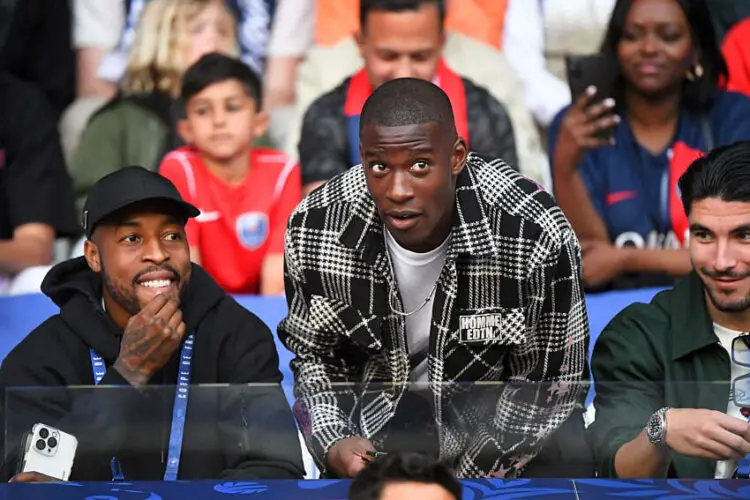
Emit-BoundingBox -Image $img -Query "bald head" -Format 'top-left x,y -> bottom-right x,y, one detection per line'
358,77 -> 468,253
360,78 -> 457,139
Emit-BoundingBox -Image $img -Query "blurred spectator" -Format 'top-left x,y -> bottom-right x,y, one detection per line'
268,0 -> 555,160
98,0 -> 275,86
0,72 -> 78,295
263,0 -> 625,130
722,17 -> 750,97
349,453 -> 462,500
264,0 -> 595,129
312,0 -> 507,49
0,0 -> 75,118
290,0 -> 551,195
70,0 -> 239,210
549,0 -> 750,290
160,54 -> 300,295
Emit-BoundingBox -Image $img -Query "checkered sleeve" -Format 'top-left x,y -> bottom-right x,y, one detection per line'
473,225 -> 589,477
276,227 -> 360,471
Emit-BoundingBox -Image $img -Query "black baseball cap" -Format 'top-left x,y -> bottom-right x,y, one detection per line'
82,166 -> 200,238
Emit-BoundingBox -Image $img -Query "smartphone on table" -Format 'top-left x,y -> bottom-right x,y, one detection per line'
565,54 -> 620,141
17,423 -> 78,481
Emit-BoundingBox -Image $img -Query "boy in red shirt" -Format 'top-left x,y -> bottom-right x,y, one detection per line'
160,53 -> 301,295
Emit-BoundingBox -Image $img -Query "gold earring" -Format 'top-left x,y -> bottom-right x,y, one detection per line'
686,63 -> 704,81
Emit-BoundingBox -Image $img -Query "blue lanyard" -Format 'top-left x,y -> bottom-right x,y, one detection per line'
89,333 -> 195,481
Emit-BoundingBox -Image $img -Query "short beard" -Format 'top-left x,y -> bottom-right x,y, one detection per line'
701,267 -> 750,313
706,288 -> 750,313
102,262 -> 141,316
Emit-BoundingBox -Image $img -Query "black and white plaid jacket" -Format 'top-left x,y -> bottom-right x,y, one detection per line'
278,154 -> 589,477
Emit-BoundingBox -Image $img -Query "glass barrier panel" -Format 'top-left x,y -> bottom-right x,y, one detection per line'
4,380 -> 742,482
0,381 -> 621,481
0,381 -> 747,498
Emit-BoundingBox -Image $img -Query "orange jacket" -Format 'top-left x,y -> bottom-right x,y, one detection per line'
315,0 -> 508,49
723,17 -> 750,97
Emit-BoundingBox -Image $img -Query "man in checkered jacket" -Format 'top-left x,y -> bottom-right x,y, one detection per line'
278,78 -> 590,478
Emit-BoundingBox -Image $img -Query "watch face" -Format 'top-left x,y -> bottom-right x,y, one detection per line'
647,414 -> 660,441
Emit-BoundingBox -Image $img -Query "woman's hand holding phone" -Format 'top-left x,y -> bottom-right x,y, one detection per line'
554,86 -> 620,177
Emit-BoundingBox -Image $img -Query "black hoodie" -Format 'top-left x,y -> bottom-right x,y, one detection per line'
0,258 -> 305,481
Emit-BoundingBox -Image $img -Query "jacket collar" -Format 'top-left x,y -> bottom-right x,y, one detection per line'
338,156 -> 498,262
669,272 -> 720,361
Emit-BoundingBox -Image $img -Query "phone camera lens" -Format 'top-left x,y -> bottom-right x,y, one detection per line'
35,439 -> 46,451
39,428 -> 49,439
47,437 -> 58,448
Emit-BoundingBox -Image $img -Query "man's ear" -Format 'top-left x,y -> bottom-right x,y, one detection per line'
177,119 -> 193,144
83,239 -> 102,273
451,137 -> 468,177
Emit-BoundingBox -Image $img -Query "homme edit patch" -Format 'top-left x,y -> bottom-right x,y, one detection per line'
459,314 -> 503,344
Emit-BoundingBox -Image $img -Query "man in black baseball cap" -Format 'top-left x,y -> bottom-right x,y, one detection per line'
0,167 -> 305,482
79,166 -> 201,317
81,165 -> 200,239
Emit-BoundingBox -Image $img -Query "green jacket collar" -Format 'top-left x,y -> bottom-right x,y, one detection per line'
667,272 -> 719,361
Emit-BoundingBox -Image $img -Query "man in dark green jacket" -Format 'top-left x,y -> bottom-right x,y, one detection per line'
589,141 -> 750,479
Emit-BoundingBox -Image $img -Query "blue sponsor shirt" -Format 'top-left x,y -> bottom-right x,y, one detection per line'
549,91 -> 750,250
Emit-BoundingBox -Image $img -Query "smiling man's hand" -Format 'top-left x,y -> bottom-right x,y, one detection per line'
113,293 -> 186,386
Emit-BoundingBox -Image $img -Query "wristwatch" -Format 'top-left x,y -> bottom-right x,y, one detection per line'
646,407 -> 672,447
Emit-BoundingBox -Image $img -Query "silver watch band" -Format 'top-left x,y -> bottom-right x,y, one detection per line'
647,406 -> 672,446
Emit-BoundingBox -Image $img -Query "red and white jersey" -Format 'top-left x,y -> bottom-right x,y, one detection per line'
160,146 -> 301,294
